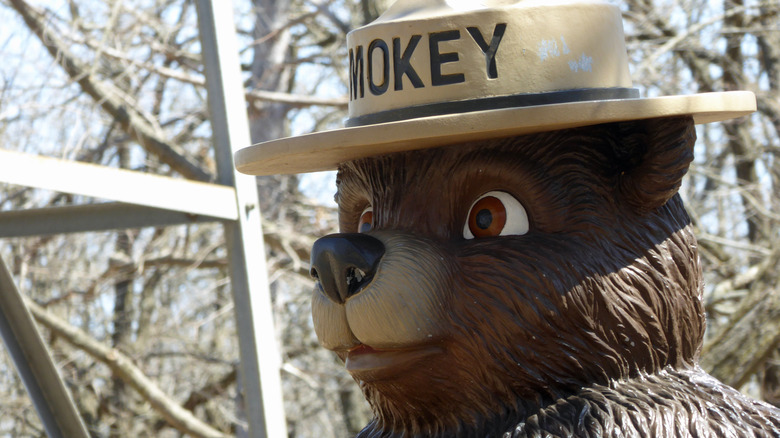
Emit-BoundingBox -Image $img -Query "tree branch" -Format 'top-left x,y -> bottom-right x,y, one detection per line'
700,287 -> 780,389
183,369 -> 237,411
7,0 -> 212,181
635,5 -> 752,78
70,39 -> 348,109
153,368 -> 238,433
702,251 -> 780,388
25,299 -> 229,438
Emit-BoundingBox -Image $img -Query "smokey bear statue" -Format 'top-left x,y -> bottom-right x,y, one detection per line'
236,1 -> 780,436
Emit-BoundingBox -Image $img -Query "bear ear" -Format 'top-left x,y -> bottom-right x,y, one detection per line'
613,117 -> 696,215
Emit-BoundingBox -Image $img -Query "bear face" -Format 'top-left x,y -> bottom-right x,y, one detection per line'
310,116 -> 778,436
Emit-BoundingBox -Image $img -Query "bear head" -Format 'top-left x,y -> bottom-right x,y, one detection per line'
310,116 -> 706,436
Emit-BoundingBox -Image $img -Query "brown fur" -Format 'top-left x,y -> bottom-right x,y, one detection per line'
313,117 -> 780,437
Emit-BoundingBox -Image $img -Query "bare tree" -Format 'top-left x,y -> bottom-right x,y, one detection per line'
0,0 -> 376,435
0,0 -> 776,437
621,0 -> 780,405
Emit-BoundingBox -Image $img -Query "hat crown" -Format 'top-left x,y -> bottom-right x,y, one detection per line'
345,0 -> 635,126
378,0 -> 525,21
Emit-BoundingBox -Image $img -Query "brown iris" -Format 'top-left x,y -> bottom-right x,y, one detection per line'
467,196 -> 507,237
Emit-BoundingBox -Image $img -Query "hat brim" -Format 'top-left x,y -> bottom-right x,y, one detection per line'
235,91 -> 755,175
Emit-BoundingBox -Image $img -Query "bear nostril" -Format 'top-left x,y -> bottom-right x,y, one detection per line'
346,267 -> 369,297
310,233 -> 385,304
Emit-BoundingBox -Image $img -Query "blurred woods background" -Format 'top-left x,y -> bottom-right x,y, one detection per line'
0,0 -> 776,436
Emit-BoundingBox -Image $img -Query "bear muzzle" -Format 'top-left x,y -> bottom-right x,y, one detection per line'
310,231 -> 454,353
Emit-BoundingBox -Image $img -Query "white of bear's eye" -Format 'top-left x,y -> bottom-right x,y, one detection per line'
463,191 -> 529,239
358,206 -> 373,233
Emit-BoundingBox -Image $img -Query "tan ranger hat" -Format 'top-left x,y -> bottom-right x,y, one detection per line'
235,0 -> 756,176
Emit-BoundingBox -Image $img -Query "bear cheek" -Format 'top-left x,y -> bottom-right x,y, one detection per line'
311,289 -> 360,351
344,286 -> 449,349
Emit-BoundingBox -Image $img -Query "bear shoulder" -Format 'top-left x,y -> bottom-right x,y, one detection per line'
513,367 -> 780,438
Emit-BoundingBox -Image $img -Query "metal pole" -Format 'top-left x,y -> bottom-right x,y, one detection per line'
0,203 -> 221,238
0,256 -> 90,438
195,1 -> 288,437
0,149 -> 238,220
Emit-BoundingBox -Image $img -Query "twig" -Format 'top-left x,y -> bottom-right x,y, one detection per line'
7,0 -> 212,181
25,298 -> 229,438
72,38 -> 348,108
636,5 -> 752,76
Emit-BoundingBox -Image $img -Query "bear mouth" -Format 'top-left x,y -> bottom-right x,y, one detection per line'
344,344 -> 444,382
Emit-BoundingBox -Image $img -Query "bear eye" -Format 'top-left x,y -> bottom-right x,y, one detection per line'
463,191 -> 528,239
358,206 -> 373,233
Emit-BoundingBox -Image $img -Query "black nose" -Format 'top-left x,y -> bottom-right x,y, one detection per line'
310,233 -> 385,304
